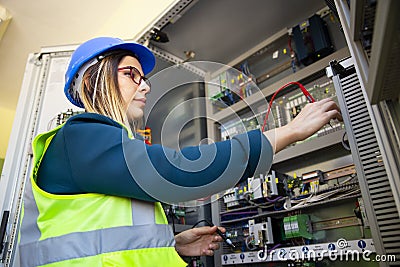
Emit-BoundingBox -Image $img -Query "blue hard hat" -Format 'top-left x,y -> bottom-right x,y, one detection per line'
64,37 -> 156,108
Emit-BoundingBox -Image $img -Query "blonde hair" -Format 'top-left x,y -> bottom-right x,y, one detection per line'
79,50 -> 136,127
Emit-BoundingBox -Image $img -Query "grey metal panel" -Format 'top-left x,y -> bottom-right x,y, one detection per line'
335,0 -> 370,98
373,197 -> 395,205
372,193 -> 395,200
1,50 -> 90,267
366,0 -> 400,104
384,239 -> 400,245
0,54 -> 52,267
349,0 -> 364,42
331,63 -> 400,266
136,0 -> 195,45
273,129 -> 346,164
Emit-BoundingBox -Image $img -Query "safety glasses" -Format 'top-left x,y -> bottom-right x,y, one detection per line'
117,66 -> 151,88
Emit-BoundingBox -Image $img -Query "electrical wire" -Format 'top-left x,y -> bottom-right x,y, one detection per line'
266,196 -> 283,203
47,115 -> 58,130
268,243 -> 281,253
243,192 -> 276,209
341,131 -> 351,151
328,188 -> 361,202
244,235 -> 258,251
261,81 -> 315,132
284,185 -> 360,210
339,174 -> 357,185
192,219 -> 236,249
191,219 -> 212,229
169,205 -> 176,234
274,201 -> 285,211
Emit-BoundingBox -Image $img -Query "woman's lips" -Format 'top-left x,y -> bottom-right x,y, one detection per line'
134,98 -> 146,106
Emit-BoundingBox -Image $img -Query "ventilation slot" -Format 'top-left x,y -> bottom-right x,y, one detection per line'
339,70 -> 400,264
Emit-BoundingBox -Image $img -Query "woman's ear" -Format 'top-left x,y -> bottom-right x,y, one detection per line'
80,73 -> 94,108
83,74 -> 95,100
83,74 -> 91,93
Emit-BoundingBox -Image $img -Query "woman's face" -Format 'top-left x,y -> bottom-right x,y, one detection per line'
117,55 -> 150,120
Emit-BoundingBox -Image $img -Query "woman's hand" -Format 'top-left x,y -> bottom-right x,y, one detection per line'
264,98 -> 342,153
287,98 -> 342,140
175,226 -> 225,257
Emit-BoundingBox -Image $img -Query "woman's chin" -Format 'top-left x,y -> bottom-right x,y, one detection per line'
127,109 -> 144,121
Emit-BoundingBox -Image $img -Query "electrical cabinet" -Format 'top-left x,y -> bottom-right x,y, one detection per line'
0,50 -> 78,267
328,57 -> 400,267
202,0 -> 400,265
332,0 -> 400,265
135,1 -> 399,266
204,17 -> 378,267
1,1 -> 399,267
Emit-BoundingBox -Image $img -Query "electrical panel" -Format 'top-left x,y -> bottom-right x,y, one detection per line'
205,6 -> 385,267
207,11 -> 343,111
211,54 -> 399,267
217,163 -> 375,265
48,109 -> 83,129
218,75 -> 343,145
292,14 -> 333,66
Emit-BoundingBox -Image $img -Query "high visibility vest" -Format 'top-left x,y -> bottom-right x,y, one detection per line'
19,124 -> 187,267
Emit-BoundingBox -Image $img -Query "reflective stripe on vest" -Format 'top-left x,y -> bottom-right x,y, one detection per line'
19,123 -> 186,267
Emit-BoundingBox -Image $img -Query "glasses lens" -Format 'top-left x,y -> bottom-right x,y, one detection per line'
130,67 -> 142,84
143,78 -> 151,89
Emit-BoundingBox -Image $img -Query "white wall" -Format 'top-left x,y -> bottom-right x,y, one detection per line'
0,106 -> 15,159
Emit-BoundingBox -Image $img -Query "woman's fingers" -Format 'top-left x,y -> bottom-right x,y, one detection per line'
319,98 -> 343,122
203,249 -> 214,256
326,109 -> 342,122
202,242 -> 220,256
209,242 -> 220,250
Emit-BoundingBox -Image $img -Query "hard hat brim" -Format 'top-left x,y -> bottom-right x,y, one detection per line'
109,42 -> 155,75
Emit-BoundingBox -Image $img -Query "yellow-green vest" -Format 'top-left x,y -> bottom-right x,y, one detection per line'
19,124 -> 187,267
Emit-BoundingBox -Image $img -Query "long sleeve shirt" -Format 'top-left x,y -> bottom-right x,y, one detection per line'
37,113 -> 273,203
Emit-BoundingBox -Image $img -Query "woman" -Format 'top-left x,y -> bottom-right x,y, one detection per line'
19,37 -> 341,267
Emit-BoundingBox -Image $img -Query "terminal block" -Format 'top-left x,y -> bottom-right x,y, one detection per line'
283,214 -> 313,239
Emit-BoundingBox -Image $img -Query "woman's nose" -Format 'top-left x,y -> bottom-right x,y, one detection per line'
138,79 -> 151,93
